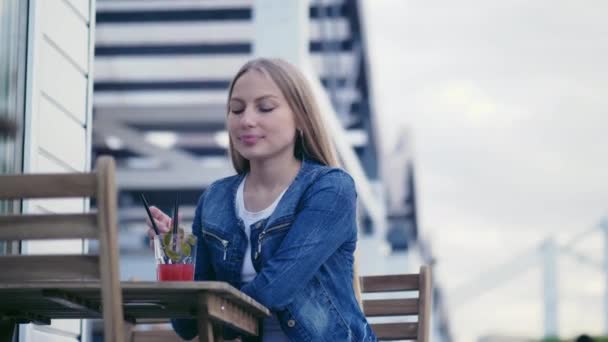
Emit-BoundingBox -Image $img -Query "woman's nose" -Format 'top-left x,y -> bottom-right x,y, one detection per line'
240,109 -> 256,127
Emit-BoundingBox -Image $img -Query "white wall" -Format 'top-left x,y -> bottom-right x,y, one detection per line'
20,0 -> 95,341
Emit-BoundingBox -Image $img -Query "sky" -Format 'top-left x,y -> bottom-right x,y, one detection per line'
364,1 -> 608,341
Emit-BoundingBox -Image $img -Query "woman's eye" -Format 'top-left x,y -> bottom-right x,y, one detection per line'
230,107 -> 244,114
259,106 -> 275,113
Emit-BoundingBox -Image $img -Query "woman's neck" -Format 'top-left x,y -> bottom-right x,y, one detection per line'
247,154 -> 302,193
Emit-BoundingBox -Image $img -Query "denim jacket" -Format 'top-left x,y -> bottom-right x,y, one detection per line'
172,158 -> 377,341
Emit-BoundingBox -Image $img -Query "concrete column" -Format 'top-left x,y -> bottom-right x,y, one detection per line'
542,238 -> 559,338
602,218 -> 608,334
253,0 -> 309,66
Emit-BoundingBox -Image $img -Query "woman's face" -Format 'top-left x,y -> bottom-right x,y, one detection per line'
227,69 -> 298,163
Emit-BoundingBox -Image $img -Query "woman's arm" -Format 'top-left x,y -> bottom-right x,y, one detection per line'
240,169 -> 357,310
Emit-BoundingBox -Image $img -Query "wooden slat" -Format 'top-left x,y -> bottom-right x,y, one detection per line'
360,274 -> 420,293
0,255 -> 99,282
95,156 -> 126,342
417,266 -> 432,342
371,322 -> 418,340
363,298 -> 419,317
0,213 -> 97,240
0,173 -> 96,199
129,318 -> 170,325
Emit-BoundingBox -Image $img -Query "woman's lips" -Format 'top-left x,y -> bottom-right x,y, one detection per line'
240,135 -> 261,145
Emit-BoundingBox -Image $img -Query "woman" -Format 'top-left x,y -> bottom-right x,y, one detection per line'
146,58 -> 377,341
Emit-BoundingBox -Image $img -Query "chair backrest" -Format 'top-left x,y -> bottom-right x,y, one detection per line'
360,265 -> 432,341
0,156 -> 125,342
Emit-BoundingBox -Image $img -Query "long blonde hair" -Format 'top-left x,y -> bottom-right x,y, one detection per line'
225,58 -> 363,307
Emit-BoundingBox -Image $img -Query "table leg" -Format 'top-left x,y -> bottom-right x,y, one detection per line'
213,324 -> 224,342
0,319 -> 16,342
197,294 -> 214,342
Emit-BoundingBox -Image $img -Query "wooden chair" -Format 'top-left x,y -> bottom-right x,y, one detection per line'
0,156 -> 125,342
360,265 -> 432,341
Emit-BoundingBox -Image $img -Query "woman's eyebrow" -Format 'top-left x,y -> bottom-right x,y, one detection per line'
254,95 -> 279,101
230,95 -> 278,102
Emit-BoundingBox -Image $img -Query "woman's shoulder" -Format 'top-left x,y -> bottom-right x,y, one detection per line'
207,173 -> 242,193
195,174 -> 242,207
293,162 -> 357,210
301,160 -> 356,193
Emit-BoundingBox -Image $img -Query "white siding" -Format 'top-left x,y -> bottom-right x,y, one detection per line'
28,328 -> 79,342
40,0 -> 89,71
20,0 -> 95,340
39,39 -> 88,125
65,0 -> 90,23
38,96 -> 87,170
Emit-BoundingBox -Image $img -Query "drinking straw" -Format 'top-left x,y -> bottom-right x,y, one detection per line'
171,193 -> 179,252
140,193 -> 160,236
172,193 -> 179,235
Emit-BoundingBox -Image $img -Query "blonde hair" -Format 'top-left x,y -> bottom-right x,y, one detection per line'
225,57 -> 363,308
226,58 -> 338,173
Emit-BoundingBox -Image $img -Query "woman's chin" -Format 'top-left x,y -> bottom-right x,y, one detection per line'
235,145 -> 294,162
236,149 -> 266,161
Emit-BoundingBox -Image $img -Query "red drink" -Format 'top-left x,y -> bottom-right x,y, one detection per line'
157,264 -> 195,281
153,232 -> 197,281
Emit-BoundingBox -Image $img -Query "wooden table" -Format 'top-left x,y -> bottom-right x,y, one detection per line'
0,281 -> 270,342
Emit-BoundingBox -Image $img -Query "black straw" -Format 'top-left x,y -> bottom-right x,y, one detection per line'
140,193 -> 160,236
171,193 -> 179,253
172,193 -> 179,236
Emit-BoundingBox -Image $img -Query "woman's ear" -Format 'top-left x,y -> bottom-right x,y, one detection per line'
294,128 -> 308,160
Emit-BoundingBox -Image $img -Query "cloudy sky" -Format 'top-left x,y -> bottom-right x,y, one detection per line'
364,1 -> 608,340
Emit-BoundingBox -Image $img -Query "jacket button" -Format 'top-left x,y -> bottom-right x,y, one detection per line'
287,319 -> 296,328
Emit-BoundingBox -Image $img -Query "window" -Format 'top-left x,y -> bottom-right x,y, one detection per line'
0,0 -> 28,255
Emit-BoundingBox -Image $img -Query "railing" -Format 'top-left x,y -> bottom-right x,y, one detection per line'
450,216 -> 608,339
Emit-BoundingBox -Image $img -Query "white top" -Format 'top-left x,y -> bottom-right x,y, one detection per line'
236,175 -> 287,282
236,175 -> 290,342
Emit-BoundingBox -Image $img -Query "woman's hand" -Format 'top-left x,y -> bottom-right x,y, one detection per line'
145,206 -> 173,248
